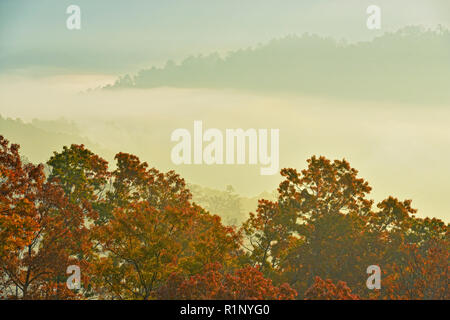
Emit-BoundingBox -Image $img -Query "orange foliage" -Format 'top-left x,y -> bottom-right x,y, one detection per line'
304,277 -> 359,300
1,137 -> 448,300
158,263 -> 297,300
0,136 -> 85,299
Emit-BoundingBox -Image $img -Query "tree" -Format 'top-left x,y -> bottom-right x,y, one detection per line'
277,156 -> 373,220
243,156 -> 376,297
47,144 -> 110,224
0,136 -> 85,299
241,199 -> 296,275
382,239 -> 449,300
89,153 -> 240,299
0,136 -> 40,258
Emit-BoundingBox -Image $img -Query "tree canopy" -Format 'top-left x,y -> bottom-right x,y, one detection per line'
0,135 -> 448,300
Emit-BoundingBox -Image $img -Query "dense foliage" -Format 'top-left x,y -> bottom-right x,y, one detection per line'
0,135 -> 448,299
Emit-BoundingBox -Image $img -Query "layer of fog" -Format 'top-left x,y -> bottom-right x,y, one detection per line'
0,75 -> 449,221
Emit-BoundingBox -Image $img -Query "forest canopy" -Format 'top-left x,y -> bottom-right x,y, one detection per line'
0,135 -> 448,300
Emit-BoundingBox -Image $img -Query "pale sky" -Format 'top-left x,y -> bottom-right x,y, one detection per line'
1,0 -> 449,74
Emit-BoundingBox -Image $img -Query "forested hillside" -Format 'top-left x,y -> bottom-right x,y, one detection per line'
0,116 -> 113,163
107,26 -> 450,105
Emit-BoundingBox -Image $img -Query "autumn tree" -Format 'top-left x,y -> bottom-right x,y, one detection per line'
0,136 -> 40,258
241,199 -> 297,276
243,156 -> 377,297
367,197 -> 448,299
89,153 -> 240,299
0,136 -> 85,299
244,156 -> 448,299
47,144 -> 110,224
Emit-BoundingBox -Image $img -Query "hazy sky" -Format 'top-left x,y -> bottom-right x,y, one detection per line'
1,0 -> 449,74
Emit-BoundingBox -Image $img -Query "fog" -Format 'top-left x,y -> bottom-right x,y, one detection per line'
0,74 -> 449,221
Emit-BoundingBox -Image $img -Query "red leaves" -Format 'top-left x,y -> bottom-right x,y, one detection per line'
304,277 -> 359,300
0,136 -> 45,254
110,152 -> 191,210
382,239 -> 449,300
158,263 -> 297,300
1,138 -> 448,300
89,153 -> 240,299
0,136 -> 86,299
244,155 -> 449,300
279,156 -> 373,219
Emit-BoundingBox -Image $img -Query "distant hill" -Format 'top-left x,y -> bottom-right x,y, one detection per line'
0,115 -> 113,164
106,26 -> 450,105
